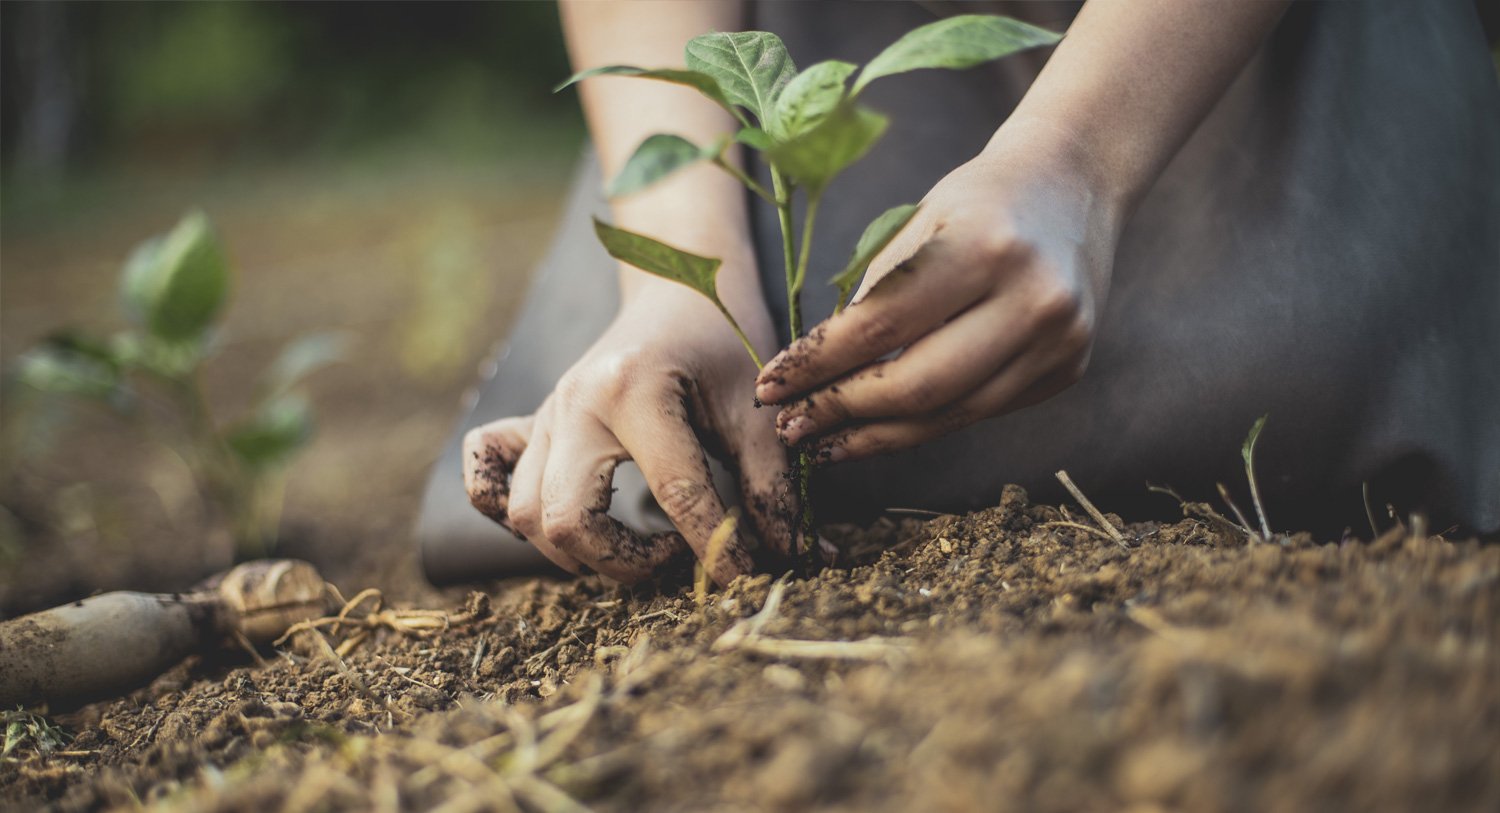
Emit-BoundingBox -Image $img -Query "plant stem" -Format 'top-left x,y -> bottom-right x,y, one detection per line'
769,166 -> 817,561
770,168 -> 802,339
712,157 -> 776,206
791,192 -> 822,297
171,371 -> 261,558
716,303 -> 764,369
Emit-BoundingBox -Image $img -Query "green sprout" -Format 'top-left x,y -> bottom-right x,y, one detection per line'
10,212 -> 343,560
560,15 -> 1061,559
2,707 -> 71,762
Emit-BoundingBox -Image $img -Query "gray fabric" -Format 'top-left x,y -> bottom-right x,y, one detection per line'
749,0 -> 1500,535
419,0 -> 1499,584
416,156 -> 649,582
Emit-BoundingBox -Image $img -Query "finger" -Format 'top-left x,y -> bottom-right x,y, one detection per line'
774,299 -> 1027,445
755,237 -> 986,405
808,349 -> 1087,465
540,418 -> 690,582
724,401 -> 798,557
506,419 -> 598,576
462,415 -> 532,525
606,389 -> 753,587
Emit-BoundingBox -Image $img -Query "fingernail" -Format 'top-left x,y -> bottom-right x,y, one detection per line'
780,415 -> 816,444
755,355 -> 783,383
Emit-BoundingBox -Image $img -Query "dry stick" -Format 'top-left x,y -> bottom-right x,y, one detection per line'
1216,483 -> 1260,543
713,579 -> 912,664
1054,470 -> 1129,549
884,507 -> 947,518
694,510 -> 739,605
1148,483 -> 1246,538
1038,520 -> 1118,544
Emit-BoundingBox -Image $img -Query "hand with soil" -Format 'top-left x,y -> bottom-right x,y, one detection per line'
755,123 -> 1122,462
464,280 -> 790,586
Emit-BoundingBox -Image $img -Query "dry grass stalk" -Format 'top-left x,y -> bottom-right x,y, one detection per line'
713,579 -> 912,664
1054,470 -> 1129,549
274,588 -> 486,656
694,509 -> 740,605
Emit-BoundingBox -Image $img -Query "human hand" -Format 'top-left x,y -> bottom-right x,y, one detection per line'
755,134 -> 1123,463
464,280 -> 790,586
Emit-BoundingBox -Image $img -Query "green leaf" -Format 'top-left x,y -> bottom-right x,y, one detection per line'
765,103 -> 888,194
735,127 -> 772,152
852,14 -> 1062,94
769,59 -> 856,140
1242,414 -> 1267,467
14,333 -> 127,403
120,211 -> 230,344
592,219 -> 723,304
830,203 -> 920,308
684,31 -> 796,123
226,393 -> 313,472
259,331 -> 348,402
555,65 -> 743,123
608,134 -> 724,198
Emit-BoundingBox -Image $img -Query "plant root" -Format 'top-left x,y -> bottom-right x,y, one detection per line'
275,588 -> 489,658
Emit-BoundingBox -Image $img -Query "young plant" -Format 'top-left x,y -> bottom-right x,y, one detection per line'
561,15 -> 1061,559
11,212 -> 343,560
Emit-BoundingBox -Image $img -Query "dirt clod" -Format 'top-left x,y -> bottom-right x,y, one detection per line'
2,486 -> 1497,812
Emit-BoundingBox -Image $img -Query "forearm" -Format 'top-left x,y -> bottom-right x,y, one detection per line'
559,0 -> 763,314
994,0 -> 1289,213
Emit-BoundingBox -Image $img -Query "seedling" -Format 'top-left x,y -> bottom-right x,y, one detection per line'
11,212 -> 344,559
2,707 -> 71,762
562,15 -> 1061,559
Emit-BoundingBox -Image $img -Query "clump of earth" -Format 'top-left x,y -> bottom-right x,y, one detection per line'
3,486 -> 1497,812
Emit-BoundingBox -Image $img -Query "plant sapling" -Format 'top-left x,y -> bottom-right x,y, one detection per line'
12,212 -> 344,560
559,15 -> 1062,562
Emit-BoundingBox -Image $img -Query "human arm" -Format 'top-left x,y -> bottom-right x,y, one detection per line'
464,0 -> 793,585
754,0 -> 1290,461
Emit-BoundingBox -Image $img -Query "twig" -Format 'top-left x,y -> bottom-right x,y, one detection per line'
1038,520 -> 1118,544
695,510 -> 739,605
884,507 -> 946,517
1216,483 -> 1259,542
1147,483 -> 1246,540
712,579 -> 910,664
734,636 -> 912,663
1054,470 -> 1128,549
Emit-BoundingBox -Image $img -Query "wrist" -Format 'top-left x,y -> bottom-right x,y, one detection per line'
979,114 -> 1138,220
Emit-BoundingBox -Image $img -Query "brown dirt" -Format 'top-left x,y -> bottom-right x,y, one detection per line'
3,486 -> 1496,812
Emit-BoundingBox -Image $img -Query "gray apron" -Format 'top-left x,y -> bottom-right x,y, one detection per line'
418,0 -> 1500,583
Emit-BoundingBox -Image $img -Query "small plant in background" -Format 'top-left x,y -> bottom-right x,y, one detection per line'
561,15 -> 1061,560
11,212 -> 343,560
2,707 -> 71,762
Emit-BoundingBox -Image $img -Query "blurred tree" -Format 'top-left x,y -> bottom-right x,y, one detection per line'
1,1 -> 580,181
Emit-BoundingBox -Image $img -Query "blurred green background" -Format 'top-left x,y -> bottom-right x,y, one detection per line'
2,0 -> 583,219
1,1 -> 586,611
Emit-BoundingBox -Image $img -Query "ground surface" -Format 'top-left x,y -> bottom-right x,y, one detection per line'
2,489 -> 1497,811
3,133 -> 1498,813
2,149 -> 571,613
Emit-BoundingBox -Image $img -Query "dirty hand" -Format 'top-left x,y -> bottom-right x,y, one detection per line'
755,134 -> 1122,463
464,280 -> 790,586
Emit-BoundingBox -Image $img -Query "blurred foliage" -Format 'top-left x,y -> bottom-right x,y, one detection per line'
11,212 -> 344,560
1,1 -> 583,189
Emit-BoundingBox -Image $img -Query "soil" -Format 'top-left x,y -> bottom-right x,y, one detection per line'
3,486 -> 1496,812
